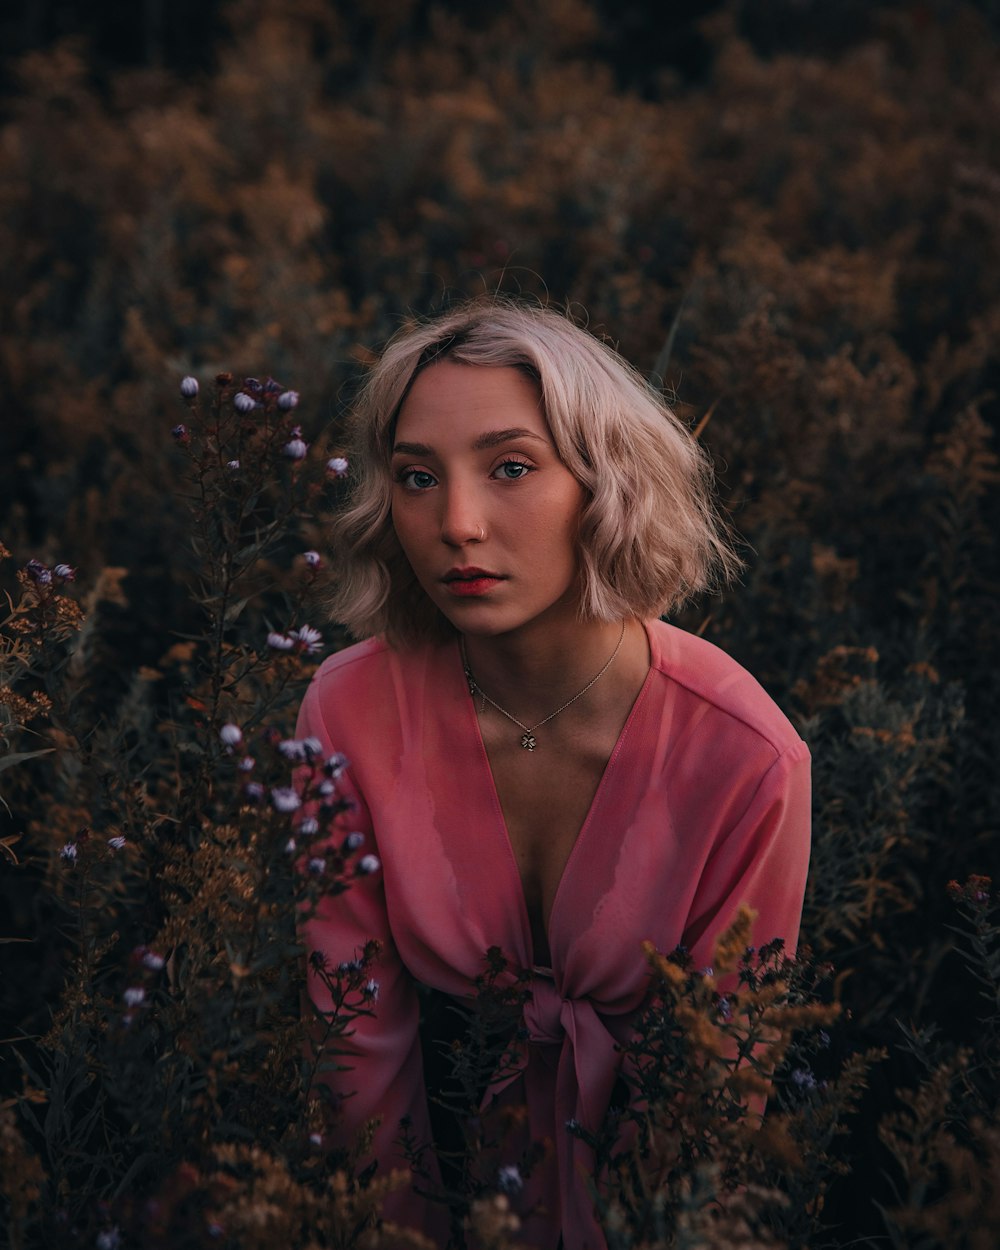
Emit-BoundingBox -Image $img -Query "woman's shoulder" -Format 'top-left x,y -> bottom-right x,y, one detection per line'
647,619 -> 808,761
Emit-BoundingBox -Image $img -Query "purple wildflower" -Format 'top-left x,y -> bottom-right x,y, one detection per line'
271,787 -> 302,813
142,951 -> 165,971
96,1229 -> 122,1250
243,377 -> 264,394
107,835 -> 127,851
171,424 -> 190,444
308,856 -> 327,875
289,624 -> 323,654
26,559 -> 52,586
279,739 -> 308,762
326,456 -> 349,477
791,1068 -> 817,1091
299,817 -> 319,836
237,755 -> 255,772
277,390 -> 300,411
283,436 -> 308,460
219,723 -> 243,748
357,853 -> 381,876
344,831 -> 365,852
717,995 -> 732,1021
301,736 -> 324,759
53,563 -> 76,581
234,392 -> 257,414
284,837 -> 297,854
207,1222 -> 224,1240
317,780 -> 336,797
180,376 -> 199,399
243,782 -> 265,804
497,1165 -> 523,1195
267,631 -> 295,652
123,986 -> 146,1007
226,459 -> 240,470
324,752 -> 348,778
60,842 -> 78,863
303,550 -> 322,568
308,1132 -> 323,1147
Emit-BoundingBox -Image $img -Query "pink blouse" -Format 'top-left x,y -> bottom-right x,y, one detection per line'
297,618 -> 811,1249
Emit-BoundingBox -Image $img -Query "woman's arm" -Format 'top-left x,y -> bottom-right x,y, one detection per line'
295,676 -> 443,1241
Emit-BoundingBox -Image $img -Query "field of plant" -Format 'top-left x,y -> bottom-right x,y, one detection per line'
1,2 -> 998,1247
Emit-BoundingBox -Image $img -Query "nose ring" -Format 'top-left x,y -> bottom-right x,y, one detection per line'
476,526 -> 485,541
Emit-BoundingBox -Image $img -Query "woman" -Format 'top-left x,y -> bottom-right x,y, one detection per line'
297,298 -> 811,1249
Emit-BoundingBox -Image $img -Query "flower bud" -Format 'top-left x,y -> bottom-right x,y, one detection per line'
234,392 -> 257,414
180,376 -> 199,398
277,390 -> 300,411
171,424 -> 190,444
303,550 -> 321,568
326,457 -> 349,477
267,631 -> 295,651
219,723 -> 243,747
53,563 -> 76,581
356,853 -> 381,876
283,437 -> 308,460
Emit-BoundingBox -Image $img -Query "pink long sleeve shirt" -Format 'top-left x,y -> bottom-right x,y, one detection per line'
297,618 -> 811,1249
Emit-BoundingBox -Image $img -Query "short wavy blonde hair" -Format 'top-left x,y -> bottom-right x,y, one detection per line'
328,297 -> 742,647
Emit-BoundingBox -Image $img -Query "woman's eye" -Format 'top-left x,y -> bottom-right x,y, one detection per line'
398,469 -> 436,490
494,460 -> 532,481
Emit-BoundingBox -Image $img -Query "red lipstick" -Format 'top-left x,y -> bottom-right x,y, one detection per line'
442,567 -> 506,597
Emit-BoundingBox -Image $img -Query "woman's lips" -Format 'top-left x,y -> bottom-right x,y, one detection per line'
442,569 -> 506,597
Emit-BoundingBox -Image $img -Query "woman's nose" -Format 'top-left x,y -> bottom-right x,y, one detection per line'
439,485 -> 485,547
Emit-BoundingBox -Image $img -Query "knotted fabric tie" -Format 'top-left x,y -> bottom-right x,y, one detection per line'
488,975 -> 621,1250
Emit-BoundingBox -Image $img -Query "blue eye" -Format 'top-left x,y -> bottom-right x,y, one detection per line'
398,469 -> 436,490
494,460 -> 532,480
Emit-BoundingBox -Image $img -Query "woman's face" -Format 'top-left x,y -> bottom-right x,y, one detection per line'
390,360 -> 587,639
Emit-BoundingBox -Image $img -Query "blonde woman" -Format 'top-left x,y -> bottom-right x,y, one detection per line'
297,298 -> 811,1249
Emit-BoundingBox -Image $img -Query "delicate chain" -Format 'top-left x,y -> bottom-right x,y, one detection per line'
460,621 -> 626,752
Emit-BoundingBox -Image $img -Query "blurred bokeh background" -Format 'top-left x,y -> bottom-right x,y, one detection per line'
2,1 -> 999,1244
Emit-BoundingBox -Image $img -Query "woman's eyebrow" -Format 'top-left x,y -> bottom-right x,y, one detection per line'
392,428 -> 548,457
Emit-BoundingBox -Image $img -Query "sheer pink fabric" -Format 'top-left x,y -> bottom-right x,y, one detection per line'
298,619 -> 811,1249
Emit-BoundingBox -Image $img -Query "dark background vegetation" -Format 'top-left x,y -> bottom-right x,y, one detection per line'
1,0 -> 998,1245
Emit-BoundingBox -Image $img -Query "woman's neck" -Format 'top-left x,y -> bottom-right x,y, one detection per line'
461,616 -> 646,725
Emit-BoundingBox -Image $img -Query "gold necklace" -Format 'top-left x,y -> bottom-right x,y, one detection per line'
460,621 -> 626,752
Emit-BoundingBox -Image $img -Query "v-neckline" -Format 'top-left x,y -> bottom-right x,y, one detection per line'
455,622 -> 655,967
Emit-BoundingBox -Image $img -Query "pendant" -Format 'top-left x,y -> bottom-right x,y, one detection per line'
465,670 -> 477,696
520,732 -> 537,751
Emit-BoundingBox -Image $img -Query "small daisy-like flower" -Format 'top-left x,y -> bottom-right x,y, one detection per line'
180,376 -> 199,398
326,456 -> 349,477
357,853 -> 381,876
363,978 -> 380,1002
60,842 -> 78,862
279,739 -> 308,762
237,755 -> 255,772
171,424 -> 190,444
497,1165 -> 523,1195
123,986 -> 146,1007
142,951 -> 165,971
290,624 -> 323,654
219,723 -> 243,747
308,856 -> 327,875
271,787 -> 302,813
324,752 -> 348,778
107,835 -> 127,851
283,436 -> 308,460
278,390 -> 300,411
299,817 -> 319,836
53,563 -> 76,581
791,1068 -> 817,1090
244,377 -> 264,395
26,559 -> 52,585
284,837 -> 297,854
301,736 -> 324,759
234,391 -> 257,414
267,631 -> 295,651
303,550 -> 321,568
308,1132 -> 323,1146
226,459 -> 240,471
243,781 -> 265,804
344,831 -> 365,852
317,780 -> 336,797
699,966 -> 714,978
